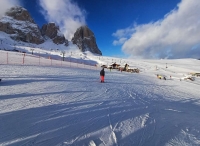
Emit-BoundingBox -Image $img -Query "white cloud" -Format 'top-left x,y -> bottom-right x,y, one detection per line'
113,0 -> 200,59
112,27 -> 135,39
113,38 -> 127,46
0,0 -> 22,18
39,0 -> 86,40
112,26 -> 135,46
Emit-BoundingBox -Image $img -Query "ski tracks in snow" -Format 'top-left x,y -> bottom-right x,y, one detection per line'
1,64 -> 200,145
107,108 -> 118,146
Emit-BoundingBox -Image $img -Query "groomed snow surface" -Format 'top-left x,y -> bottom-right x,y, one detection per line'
1,51 -> 200,146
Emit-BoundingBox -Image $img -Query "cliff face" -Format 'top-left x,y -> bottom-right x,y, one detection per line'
5,6 -> 35,23
0,6 -> 44,44
72,26 -> 102,55
41,23 -> 68,45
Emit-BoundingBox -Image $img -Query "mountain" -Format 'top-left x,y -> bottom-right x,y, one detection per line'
72,26 -> 102,55
0,6 -> 102,55
41,23 -> 68,46
0,6 -> 44,44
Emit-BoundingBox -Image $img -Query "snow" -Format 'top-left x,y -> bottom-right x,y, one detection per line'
0,16 -> 40,35
1,47 -> 200,145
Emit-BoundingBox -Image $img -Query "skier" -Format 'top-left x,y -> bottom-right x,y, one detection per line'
100,68 -> 105,83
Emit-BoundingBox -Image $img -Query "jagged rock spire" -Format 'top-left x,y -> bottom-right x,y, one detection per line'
72,25 -> 102,55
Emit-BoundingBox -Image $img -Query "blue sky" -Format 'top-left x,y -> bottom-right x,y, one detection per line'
73,0 -> 181,57
1,0 -> 200,59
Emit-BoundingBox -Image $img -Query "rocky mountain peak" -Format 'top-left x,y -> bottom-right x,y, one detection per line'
72,25 -> 102,55
5,6 -> 34,23
41,23 -> 68,45
0,6 -> 44,44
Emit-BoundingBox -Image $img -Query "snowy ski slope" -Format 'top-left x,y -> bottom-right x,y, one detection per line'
0,51 -> 200,146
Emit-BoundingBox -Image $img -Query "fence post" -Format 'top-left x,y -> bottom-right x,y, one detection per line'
7,52 -> 8,64
23,53 -> 25,64
39,53 -> 40,65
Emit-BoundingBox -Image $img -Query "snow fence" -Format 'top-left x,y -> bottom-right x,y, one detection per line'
0,50 -> 99,70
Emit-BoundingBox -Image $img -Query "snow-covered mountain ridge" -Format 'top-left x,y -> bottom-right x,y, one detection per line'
0,6 -> 102,55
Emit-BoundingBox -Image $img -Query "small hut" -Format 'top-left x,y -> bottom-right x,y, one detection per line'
123,63 -> 129,71
110,62 -> 120,69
